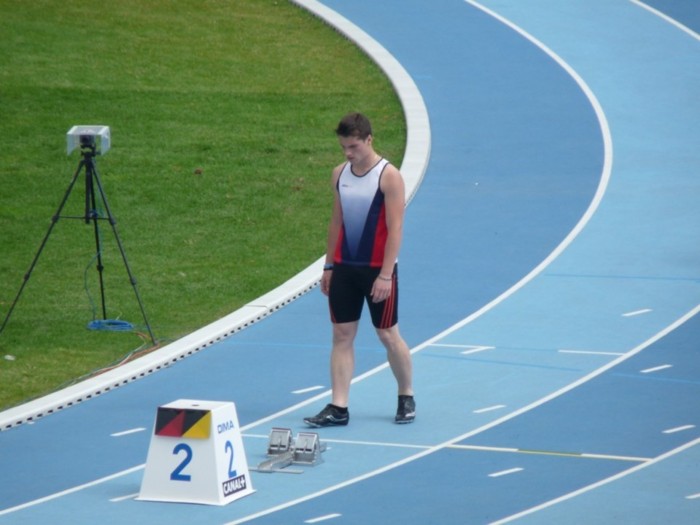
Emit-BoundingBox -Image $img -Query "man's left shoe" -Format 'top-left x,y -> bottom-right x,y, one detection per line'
303,404 -> 349,427
395,395 -> 416,424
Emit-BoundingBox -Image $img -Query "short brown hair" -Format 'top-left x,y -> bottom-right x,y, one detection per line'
335,112 -> 373,140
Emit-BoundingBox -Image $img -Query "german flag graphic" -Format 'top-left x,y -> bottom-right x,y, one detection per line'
155,407 -> 211,439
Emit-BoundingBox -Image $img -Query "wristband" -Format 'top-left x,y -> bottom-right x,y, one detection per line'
323,264 -> 334,271
377,275 -> 392,282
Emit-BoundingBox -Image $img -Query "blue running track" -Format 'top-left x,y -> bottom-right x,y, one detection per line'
1,1 -> 699,523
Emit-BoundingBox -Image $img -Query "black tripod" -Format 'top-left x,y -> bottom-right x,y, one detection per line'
0,138 -> 156,345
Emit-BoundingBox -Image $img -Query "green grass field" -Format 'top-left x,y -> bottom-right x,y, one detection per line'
0,0 -> 405,409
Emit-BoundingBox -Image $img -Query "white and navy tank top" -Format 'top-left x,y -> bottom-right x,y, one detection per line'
334,158 -> 390,267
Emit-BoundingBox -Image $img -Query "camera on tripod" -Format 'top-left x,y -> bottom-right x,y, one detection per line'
66,125 -> 111,155
0,124 -> 156,344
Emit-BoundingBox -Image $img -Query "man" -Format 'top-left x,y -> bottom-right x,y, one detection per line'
304,113 -> 415,427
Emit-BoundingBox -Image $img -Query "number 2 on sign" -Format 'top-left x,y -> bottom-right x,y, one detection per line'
225,440 -> 237,478
170,443 -> 192,482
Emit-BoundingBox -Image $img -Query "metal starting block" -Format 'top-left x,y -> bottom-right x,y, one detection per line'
267,427 -> 293,455
293,432 -> 326,465
253,428 -> 326,474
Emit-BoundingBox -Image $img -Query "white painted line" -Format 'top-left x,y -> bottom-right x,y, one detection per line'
292,385 -> 325,395
489,467 -> 523,478
430,343 -> 495,354
622,308 -> 652,317
640,364 -> 672,374
686,493 -> 700,500
663,425 -> 695,434
474,405 -> 506,414
110,427 -> 146,437
109,493 -> 139,502
579,452 -> 651,463
449,444 -> 649,462
450,444 -> 519,453
630,0 -> 700,42
323,438 -> 429,450
558,349 -> 624,356
305,514 -> 342,523
461,345 -> 496,355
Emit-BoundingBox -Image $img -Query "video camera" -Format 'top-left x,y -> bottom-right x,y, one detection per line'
66,125 -> 111,155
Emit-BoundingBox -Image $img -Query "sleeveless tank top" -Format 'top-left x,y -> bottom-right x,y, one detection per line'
334,158 -> 390,267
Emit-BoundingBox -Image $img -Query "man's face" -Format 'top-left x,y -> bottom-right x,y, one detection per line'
338,135 -> 372,165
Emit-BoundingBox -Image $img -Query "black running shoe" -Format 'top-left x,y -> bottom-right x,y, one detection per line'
395,395 -> 416,424
304,404 -> 349,427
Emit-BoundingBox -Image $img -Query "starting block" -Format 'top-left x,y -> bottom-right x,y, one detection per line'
267,427 -> 293,455
252,427 -> 326,474
138,399 -> 254,506
293,432 -> 325,465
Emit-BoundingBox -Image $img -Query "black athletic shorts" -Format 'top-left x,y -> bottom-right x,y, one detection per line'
328,264 -> 398,329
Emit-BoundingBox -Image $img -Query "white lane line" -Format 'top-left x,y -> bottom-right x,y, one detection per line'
489,467 -> 523,478
640,364 -> 672,374
686,493 -> 700,500
622,308 -> 652,317
305,514 -> 342,523
450,444 -> 519,453
245,432 -> 431,451
558,350 -> 624,356
110,427 -> 146,437
430,343 -> 495,354
630,0 -> 700,42
322,438 -> 429,450
292,386 -> 325,395
449,444 -> 649,463
109,493 -> 139,502
663,425 -> 695,434
251,436 -> 650,464
473,405 -> 507,414
461,345 -> 496,355
578,452 -> 650,463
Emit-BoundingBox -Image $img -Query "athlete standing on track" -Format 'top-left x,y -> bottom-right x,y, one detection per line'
304,113 -> 415,427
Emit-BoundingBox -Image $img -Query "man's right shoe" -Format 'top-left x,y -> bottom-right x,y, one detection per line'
303,404 -> 349,428
395,395 -> 416,424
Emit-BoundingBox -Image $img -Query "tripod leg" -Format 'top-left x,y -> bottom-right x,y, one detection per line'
85,164 -> 108,320
0,160 -> 86,334
91,166 -> 157,345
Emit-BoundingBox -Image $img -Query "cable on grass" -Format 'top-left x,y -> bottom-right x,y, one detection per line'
87,319 -> 134,331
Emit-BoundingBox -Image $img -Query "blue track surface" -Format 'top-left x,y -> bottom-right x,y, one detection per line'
1,1 -> 699,523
